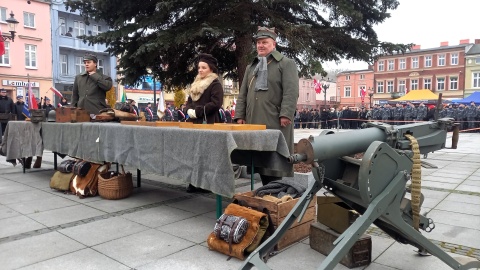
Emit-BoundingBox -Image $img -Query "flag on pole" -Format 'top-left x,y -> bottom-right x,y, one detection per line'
23,95 -> 31,118
157,90 -> 165,119
121,88 -> 127,103
47,87 -> 63,98
313,79 -> 322,94
27,76 -> 38,109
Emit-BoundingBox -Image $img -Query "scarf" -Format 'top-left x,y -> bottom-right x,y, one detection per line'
188,73 -> 218,101
253,56 -> 268,91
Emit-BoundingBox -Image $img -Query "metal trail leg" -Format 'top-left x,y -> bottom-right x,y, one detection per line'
239,176 -> 321,270
137,169 -> 141,187
53,152 -> 58,170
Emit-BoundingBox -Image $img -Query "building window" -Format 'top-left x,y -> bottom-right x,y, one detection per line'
398,80 -> 406,93
476,57 -> 480,64
449,77 -> 458,90
23,12 -> 35,28
411,79 -> 418,90
399,59 -> 406,70
425,56 -> 432,67
346,75 -> 350,81
424,78 -> 432,89
92,24 -> 102,36
387,81 -> 394,93
344,86 -> 351,97
75,56 -> 86,74
360,74 -> 365,79
451,53 -> 459,65
358,86 -> 365,97
437,78 -> 445,91
388,60 -> 394,71
25,44 -> 37,68
0,7 -> 7,22
306,92 -> 310,101
60,54 -> 68,75
97,59 -> 105,75
378,61 -> 384,71
74,21 -> 85,36
438,54 -> 445,66
376,81 -> 384,93
411,57 -> 419,69
0,41 -> 9,65
473,73 -> 480,88
59,17 -> 66,35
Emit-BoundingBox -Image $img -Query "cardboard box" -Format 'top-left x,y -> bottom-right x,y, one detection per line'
317,196 -> 359,234
310,222 -> 372,268
233,191 -> 316,251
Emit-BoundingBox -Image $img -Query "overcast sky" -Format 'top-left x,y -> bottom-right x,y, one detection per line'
324,0 -> 478,71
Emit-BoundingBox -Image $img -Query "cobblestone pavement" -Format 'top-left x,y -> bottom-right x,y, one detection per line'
0,130 -> 479,270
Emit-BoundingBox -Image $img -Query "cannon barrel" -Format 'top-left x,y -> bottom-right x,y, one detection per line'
295,127 -> 387,164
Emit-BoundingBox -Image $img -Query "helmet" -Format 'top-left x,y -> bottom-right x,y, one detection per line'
47,110 -> 56,122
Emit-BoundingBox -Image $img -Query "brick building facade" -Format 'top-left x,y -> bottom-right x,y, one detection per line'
336,69 -> 374,109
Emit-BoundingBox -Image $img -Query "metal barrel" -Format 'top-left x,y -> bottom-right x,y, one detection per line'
310,127 -> 387,162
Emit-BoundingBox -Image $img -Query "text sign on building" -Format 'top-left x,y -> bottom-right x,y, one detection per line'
2,80 -> 40,87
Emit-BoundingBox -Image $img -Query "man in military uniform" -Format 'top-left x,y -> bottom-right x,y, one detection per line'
42,97 -> 55,117
416,102 -> 427,122
72,54 -> 113,115
0,89 -> 15,136
456,104 -> 466,130
445,104 -> 456,119
372,104 -> 381,121
465,101 -> 477,132
393,103 -> 404,125
403,102 -> 415,124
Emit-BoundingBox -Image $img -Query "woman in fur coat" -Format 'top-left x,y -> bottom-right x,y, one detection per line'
185,53 -> 224,124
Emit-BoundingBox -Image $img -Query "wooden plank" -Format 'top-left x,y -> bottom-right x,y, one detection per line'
276,206 -> 315,228
184,124 -> 266,130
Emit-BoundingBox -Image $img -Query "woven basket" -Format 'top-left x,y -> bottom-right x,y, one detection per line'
98,166 -> 133,200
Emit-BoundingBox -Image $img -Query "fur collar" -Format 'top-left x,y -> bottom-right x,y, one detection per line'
188,73 -> 218,102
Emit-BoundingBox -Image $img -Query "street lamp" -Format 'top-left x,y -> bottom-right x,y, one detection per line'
321,78 -> 330,109
0,12 -> 19,42
368,87 -> 374,108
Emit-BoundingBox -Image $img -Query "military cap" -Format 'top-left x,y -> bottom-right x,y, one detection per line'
254,26 -> 278,40
17,95 -> 23,99
45,97 -> 51,101
83,54 -> 98,63
0,88 -> 6,93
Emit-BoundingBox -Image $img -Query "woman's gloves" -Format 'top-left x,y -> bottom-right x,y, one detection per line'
187,109 -> 197,119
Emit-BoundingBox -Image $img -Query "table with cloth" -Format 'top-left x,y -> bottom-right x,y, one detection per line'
0,121 -> 43,166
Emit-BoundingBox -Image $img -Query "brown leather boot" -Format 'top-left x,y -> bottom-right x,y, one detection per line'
33,156 -> 42,168
24,157 -> 33,169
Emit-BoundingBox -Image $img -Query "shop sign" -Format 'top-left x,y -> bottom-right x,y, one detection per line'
2,80 -> 40,87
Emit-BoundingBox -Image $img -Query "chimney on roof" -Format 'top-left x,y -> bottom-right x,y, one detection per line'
440,41 -> 449,47
411,45 -> 421,50
459,39 -> 470,44
475,39 -> 480,44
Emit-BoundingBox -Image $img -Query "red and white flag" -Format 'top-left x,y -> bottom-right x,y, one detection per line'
0,29 -> 5,56
48,87 -> 63,98
313,79 -> 322,94
28,81 -> 38,109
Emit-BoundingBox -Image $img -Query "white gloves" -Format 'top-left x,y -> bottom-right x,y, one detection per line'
187,109 -> 197,119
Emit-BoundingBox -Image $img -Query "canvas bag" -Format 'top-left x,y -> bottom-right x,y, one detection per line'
50,171 -> 74,191
207,203 -> 269,260
70,163 -> 109,198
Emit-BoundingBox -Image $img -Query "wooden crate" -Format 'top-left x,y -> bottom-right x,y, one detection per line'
233,191 -> 316,251
120,121 -> 194,128
317,196 -> 359,234
310,222 -> 372,268
56,108 -> 90,123
185,123 -> 266,131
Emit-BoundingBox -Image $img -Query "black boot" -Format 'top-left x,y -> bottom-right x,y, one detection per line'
24,157 -> 33,169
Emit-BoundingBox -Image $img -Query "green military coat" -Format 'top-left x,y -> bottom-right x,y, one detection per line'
235,50 -> 299,177
72,72 -> 113,115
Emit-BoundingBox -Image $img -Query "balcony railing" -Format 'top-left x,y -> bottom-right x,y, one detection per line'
57,35 -> 108,53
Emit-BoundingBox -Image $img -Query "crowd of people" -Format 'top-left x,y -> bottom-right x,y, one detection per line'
293,101 -> 480,132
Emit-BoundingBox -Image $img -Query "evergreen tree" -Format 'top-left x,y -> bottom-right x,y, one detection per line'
66,0 -> 410,91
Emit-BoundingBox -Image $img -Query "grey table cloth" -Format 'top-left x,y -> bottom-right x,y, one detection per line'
41,122 -> 291,197
1,121 -> 44,161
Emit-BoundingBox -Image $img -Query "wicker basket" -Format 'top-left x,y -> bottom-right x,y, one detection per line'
98,166 -> 133,200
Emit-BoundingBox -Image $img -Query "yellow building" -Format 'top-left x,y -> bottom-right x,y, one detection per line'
464,41 -> 480,97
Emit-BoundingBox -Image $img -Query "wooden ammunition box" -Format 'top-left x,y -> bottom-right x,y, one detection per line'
310,222 -> 372,268
317,196 -> 359,234
56,107 -> 90,123
29,109 -> 46,123
233,191 -> 316,251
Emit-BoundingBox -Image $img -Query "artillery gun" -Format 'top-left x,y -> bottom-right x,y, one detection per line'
240,119 -> 480,270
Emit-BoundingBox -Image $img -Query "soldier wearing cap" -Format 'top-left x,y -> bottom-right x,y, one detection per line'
42,97 -> 55,117
234,26 -> 299,185
14,95 -> 27,121
71,54 -> 113,115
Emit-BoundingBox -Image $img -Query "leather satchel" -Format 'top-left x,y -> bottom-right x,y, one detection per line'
58,159 -> 76,173
73,160 -> 92,177
50,171 -> 74,191
70,163 -> 110,198
207,203 -> 269,260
